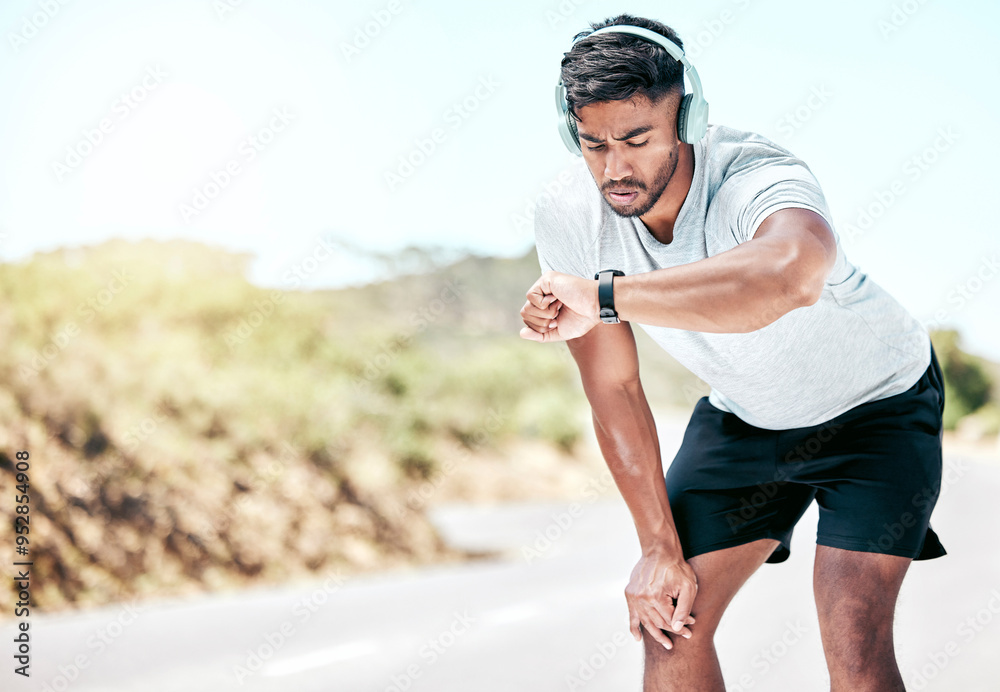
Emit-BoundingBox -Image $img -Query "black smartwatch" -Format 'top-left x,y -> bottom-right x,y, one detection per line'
594,269 -> 625,324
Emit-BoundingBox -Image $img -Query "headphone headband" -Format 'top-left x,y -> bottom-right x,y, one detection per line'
554,24 -> 709,154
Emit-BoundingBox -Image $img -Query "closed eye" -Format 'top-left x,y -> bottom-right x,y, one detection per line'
586,141 -> 648,151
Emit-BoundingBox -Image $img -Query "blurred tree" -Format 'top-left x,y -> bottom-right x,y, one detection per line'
930,329 -> 995,430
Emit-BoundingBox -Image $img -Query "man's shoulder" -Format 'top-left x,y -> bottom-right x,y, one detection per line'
704,123 -> 824,204
702,124 -> 834,247
704,123 -> 806,175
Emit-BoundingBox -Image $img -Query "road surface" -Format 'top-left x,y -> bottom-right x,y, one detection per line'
4,425 -> 999,691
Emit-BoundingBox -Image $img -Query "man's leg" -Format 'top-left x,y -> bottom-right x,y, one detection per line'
813,545 -> 911,692
641,537 -> 780,692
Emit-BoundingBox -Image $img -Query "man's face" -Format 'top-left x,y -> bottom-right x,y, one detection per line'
574,93 -> 681,218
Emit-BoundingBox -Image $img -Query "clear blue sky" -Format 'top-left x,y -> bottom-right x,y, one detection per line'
1,0 -> 998,359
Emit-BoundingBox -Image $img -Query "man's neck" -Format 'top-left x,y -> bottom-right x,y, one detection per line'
639,142 -> 695,245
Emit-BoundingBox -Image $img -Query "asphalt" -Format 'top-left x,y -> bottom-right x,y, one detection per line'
3,424 -> 998,692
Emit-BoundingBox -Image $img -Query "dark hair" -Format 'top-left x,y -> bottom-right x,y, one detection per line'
561,14 -> 686,121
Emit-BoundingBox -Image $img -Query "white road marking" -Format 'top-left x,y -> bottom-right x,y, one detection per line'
262,639 -> 378,677
262,583 -> 624,676
480,602 -> 540,625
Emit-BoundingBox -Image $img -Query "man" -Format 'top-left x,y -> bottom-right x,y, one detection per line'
519,14 -> 946,692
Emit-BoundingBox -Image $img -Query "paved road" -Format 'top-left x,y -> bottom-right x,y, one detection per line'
4,436 -> 999,691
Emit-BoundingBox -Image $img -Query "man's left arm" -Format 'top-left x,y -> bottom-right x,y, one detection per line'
614,207 -> 837,333
521,207 -> 838,343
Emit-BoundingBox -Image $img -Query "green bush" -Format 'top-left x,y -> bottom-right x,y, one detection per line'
930,329 -> 996,430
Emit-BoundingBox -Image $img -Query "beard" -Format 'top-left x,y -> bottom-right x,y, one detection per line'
600,148 -> 678,218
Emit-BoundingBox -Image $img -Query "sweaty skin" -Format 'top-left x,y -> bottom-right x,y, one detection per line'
519,92 -> 836,651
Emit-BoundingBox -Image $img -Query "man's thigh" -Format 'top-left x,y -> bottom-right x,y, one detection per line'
812,545 -> 912,684
666,397 -> 816,565
684,537 -> 783,633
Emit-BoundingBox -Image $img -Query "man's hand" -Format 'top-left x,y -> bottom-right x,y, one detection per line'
519,271 -> 601,342
626,546 -> 699,650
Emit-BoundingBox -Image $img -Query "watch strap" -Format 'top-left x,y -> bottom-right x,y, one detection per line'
594,269 -> 625,323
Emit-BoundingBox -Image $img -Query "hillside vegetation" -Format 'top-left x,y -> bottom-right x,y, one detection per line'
0,240 -> 595,613
0,240 -> 994,614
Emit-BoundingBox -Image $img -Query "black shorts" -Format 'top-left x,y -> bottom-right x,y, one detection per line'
664,344 -> 947,563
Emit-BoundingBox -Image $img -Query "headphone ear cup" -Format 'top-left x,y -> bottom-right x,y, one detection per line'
556,107 -> 583,155
555,80 -> 584,155
567,112 -> 580,150
677,93 -> 694,143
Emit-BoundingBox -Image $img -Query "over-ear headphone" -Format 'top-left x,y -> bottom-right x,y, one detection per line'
554,24 -> 709,155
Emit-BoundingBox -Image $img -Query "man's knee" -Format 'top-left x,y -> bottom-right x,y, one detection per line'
641,622 -> 716,659
641,538 -> 781,654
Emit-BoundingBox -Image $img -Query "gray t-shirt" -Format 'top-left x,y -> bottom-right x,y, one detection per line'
534,123 -> 930,430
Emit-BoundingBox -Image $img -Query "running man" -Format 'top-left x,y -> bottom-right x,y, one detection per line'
519,14 -> 946,692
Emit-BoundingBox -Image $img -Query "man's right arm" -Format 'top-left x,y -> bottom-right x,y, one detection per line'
521,202 -> 697,646
565,322 -> 699,648
567,322 -> 677,550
